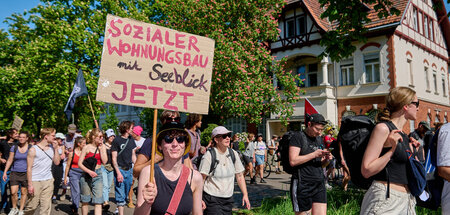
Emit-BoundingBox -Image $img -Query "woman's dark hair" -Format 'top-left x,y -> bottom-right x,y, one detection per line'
74,136 -> 86,149
377,87 -> 416,121
119,121 -> 134,135
184,114 -> 202,129
6,128 -> 17,141
160,110 -> 180,125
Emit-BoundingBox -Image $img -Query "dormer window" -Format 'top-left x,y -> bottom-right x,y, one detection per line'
285,14 -> 307,38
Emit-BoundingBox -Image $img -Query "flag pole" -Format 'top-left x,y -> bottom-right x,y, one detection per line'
150,109 -> 158,183
87,94 -> 99,129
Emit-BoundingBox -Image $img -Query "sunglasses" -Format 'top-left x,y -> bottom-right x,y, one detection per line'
170,117 -> 181,122
410,100 -> 419,108
164,135 -> 187,144
217,133 -> 232,139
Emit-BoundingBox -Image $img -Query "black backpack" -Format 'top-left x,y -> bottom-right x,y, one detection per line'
199,147 -> 236,176
276,131 -> 297,174
338,115 -> 376,189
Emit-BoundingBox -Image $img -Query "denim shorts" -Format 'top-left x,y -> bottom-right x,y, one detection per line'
80,168 -> 103,204
255,154 -> 265,166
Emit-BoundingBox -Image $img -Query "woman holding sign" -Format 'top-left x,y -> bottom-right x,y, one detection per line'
134,122 -> 203,215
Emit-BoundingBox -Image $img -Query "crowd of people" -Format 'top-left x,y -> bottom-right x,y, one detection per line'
0,86 -> 449,215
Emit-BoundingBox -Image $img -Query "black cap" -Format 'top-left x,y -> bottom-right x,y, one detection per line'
309,113 -> 327,125
257,133 -> 263,137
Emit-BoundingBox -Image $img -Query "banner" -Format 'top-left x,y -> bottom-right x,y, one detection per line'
11,115 -> 24,130
96,14 -> 215,114
64,69 -> 89,120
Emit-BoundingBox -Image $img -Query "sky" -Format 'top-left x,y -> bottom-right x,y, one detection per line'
1,0 -> 450,31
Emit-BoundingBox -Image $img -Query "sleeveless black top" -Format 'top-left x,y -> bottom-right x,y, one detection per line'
151,165 -> 193,215
372,121 -> 409,185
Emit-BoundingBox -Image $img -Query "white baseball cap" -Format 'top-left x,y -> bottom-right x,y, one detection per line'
106,129 -> 116,138
55,133 -> 66,140
211,126 -> 232,138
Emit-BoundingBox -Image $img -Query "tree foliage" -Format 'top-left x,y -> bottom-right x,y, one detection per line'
319,0 -> 401,62
0,0 -> 302,134
102,104 -> 119,133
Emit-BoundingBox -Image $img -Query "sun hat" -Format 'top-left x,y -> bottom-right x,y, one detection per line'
155,122 -> 191,156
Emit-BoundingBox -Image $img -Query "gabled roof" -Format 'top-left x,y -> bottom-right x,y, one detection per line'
285,0 -> 408,31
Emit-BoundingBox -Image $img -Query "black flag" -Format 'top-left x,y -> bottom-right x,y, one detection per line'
64,69 -> 88,120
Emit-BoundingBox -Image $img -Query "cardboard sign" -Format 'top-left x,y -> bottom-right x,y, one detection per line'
11,115 -> 24,130
96,14 -> 215,114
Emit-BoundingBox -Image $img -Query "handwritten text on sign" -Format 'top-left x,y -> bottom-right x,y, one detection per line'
96,14 -> 215,114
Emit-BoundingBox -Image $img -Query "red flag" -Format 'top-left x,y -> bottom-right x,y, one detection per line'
305,98 -> 318,115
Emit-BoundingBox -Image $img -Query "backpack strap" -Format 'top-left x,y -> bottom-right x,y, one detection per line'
381,120 -> 397,199
228,148 -> 236,164
165,165 -> 190,215
208,148 -> 218,175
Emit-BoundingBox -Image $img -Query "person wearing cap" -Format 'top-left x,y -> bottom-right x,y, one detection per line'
65,124 -> 77,152
101,129 -> 115,211
51,133 -> 67,204
254,133 -> 267,184
409,121 -> 430,164
289,113 -> 331,215
134,122 -> 203,215
199,126 -> 250,214
111,121 -> 137,215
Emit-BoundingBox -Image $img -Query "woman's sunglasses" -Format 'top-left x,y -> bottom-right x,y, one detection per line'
217,133 -> 232,139
170,117 -> 181,122
410,100 -> 419,108
164,135 -> 187,144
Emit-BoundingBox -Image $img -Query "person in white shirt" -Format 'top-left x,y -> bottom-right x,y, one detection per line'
254,134 -> 267,183
437,123 -> 450,214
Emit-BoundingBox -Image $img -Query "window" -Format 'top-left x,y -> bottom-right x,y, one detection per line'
425,67 -> 430,91
413,7 -> 418,31
297,64 -> 318,87
364,53 -> 380,83
120,104 -> 127,112
424,16 -> 429,38
433,71 -> 437,93
407,59 -> 414,86
286,19 -> 295,38
429,19 -> 434,41
435,115 -> 440,123
410,120 -> 415,133
297,16 -> 306,35
340,59 -> 354,86
445,116 -> 448,123
427,115 -> 431,124
442,74 -> 447,96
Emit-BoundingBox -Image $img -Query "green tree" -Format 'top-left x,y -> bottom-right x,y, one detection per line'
102,104 -> 120,133
155,0 -> 302,125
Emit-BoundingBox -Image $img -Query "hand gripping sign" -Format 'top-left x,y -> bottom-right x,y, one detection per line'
97,14 -> 215,114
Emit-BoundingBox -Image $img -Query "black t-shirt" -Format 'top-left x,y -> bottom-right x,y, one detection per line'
111,136 -> 137,170
289,131 -> 325,181
0,140 -> 17,171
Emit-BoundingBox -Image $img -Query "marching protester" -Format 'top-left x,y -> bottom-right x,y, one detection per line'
2,131 -> 31,215
134,110 -> 193,177
409,121 -> 430,164
134,122 -> 203,215
24,128 -> 61,215
230,134 -> 240,151
102,129 -> 115,211
112,121 -> 137,215
199,126 -> 250,214
242,133 -> 256,184
64,136 -> 86,214
437,122 -> 450,214
360,87 -> 420,214
185,113 -> 203,170
127,126 -> 145,208
52,133 -> 66,203
267,135 -> 278,174
0,128 -> 18,212
254,133 -> 267,183
78,129 -> 108,215
289,113 -> 330,215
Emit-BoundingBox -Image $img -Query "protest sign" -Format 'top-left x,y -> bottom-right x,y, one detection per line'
11,115 -> 24,130
96,14 -> 215,114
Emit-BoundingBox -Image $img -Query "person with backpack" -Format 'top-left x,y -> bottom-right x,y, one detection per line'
288,113 -> 331,215
78,129 -> 108,215
437,123 -> 450,214
199,126 -> 250,214
24,128 -> 61,215
63,136 -> 86,215
360,87 -> 421,214
2,131 -> 31,215
134,122 -> 203,215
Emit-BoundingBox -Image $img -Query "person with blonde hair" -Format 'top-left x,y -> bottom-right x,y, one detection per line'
78,129 -> 108,215
24,128 -> 61,215
360,86 -> 421,214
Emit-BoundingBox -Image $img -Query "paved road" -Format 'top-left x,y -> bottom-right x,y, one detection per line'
0,172 -> 291,214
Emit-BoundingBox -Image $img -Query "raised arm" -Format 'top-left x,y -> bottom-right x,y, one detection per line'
52,142 -> 61,165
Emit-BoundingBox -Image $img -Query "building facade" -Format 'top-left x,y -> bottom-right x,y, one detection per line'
267,0 -> 450,137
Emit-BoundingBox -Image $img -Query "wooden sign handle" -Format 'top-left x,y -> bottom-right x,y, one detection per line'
150,109 -> 158,183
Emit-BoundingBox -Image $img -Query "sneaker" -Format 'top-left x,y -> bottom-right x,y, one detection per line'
275,169 -> 281,174
17,211 -> 23,215
60,195 -> 66,201
250,177 -> 256,184
52,197 -> 57,204
8,208 -> 18,215
325,183 -> 332,190
114,208 -> 119,214
260,178 -> 267,183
